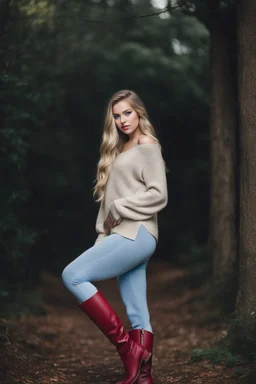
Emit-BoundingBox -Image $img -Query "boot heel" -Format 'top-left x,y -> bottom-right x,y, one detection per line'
142,349 -> 151,363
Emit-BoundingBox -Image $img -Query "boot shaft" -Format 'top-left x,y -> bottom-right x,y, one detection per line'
129,329 -> 153,352
79,291 -> 129,348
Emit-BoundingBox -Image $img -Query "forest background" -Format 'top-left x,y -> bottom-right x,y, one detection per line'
3,0 -> 256,381
0,0 -> 211,312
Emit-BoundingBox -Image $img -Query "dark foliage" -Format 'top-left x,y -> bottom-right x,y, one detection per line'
0,0 -> 210,315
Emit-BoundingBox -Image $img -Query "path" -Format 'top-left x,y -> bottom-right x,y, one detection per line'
1,260 -> 256,384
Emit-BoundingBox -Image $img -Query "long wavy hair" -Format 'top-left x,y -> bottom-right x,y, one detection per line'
93,89 -> 168,202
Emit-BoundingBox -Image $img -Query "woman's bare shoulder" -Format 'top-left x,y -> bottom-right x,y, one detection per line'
138,135 -> 158,145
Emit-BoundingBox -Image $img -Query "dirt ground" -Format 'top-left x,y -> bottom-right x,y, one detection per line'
1,260 -> 256,384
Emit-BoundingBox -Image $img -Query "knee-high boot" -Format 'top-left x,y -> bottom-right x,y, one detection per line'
128,329 -> 154,384
78,291 -> 151,384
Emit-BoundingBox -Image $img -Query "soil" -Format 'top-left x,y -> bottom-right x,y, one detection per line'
1,260 -> 256,384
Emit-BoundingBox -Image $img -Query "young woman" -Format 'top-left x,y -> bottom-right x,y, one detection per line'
62,89 -> 168,384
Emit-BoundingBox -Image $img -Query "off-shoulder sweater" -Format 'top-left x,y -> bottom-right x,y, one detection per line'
94,143 -> 168,244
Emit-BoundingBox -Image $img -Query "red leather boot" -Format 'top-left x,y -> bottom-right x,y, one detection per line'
79,291 -> 151,384
129,329 -> 154,384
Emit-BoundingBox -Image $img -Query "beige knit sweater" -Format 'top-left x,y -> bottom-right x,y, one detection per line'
94,143 -> 168,244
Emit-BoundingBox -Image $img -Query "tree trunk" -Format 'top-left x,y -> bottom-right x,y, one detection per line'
236,0 -> 256,320
209,7 -> 238,312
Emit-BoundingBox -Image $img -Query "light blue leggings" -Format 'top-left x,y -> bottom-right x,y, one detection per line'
62,224 -> 157,332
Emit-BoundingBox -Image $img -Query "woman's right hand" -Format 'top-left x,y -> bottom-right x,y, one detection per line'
103,220 -> 110,235
104,213 -> 122,233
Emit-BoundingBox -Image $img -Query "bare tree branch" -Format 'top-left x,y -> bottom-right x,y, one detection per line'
116,4 -> 180,20
14,3 -> 188,25
49,4 -> 183,24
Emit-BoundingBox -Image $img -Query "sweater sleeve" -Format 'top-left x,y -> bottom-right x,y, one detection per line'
109,151 -> 168,222
95,200 -> 108,244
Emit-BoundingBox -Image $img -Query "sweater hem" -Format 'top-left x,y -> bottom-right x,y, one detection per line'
110,222 -> 158,243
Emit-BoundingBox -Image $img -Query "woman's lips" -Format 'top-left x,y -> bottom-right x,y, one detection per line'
122,126 -> 129,130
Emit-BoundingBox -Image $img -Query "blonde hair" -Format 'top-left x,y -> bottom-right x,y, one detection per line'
93,89 -> 167,202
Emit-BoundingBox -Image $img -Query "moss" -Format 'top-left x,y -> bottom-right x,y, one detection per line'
190,315 -> 256,367
189,346 -> 246,366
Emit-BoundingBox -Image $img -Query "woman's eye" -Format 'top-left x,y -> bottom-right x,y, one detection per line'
114,115 -> 119,119
125,111 -> 131,116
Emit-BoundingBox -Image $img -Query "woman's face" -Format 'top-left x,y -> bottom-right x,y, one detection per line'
112,99 -> 140,137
